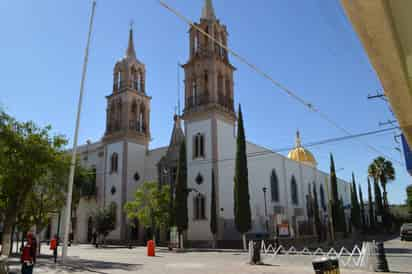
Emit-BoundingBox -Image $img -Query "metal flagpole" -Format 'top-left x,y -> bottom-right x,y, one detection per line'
62,0 -> 96,262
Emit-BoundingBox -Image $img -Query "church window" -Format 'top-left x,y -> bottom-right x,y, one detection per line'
217,74 -> 223,101
214,28 -> 220,54
270,169 -> 279,202
139,70 -> 144,92
320,185 -> 326,211
193,133 -> 205,159
204,71 -> 208,94
138,103 -> 145,132
291,175 -> 298,205
110,152 -> 119,173
194,194 -> 206,220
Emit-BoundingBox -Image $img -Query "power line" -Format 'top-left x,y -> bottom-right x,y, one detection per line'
189,126 -> 399,167
158,0 -> 403,166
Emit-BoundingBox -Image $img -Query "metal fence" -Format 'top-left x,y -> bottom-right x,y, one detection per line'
256,241 -> 374,269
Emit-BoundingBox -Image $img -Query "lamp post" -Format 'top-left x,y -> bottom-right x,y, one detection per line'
262,187 -> 269,232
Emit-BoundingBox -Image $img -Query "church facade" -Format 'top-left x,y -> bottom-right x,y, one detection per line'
50,0 -> 351,245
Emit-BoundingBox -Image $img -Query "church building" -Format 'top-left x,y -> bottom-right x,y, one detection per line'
50,0 -> 351,246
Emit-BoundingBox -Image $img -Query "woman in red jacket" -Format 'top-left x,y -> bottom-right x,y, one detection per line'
21,233 -> 36,274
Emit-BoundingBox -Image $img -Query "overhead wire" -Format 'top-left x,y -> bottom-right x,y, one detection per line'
158,0 -> 403,166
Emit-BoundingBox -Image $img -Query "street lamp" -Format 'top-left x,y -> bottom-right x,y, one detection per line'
262,187 -> 269,232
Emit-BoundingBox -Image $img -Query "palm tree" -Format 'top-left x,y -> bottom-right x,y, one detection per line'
369,157 -> 395,209
368,162 -> 384,223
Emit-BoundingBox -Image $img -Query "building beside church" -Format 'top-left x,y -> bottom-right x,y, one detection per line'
49,0 -> 351,246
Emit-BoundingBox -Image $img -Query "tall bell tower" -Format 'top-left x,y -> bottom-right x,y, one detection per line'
103,26 -> 151,147
182,0 -> 236,243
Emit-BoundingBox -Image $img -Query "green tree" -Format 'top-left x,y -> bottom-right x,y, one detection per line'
367,177 -> 375,230
372,157 -> 395,209
174,140 -> 188,248
124,181 -> 170,242
233,105 -> 251,250
210,169 -> 218,248
0,111 -> 67,256
338,198 -> 347,237
93,203 -> 116,244
329,153 -> 339,233
407,185 -> 412,215
350,173 -> 361,230
359,185 -> 366,232
368,163 -> 384,226
312,183 -> 321,242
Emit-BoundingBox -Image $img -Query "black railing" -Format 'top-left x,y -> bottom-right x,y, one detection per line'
218,96 -> 234,111
186,95 -> 210,109
113,81 -> 145,93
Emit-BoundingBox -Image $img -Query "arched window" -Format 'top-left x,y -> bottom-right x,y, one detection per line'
291,175 -> 298,205
193,133 -> 205,159
194,32 -> 199,54
138,103 -> 145,132
204,70 -> 208,94
110,153 -> 118,173
217,74 -> 223,102
191,78 -> 197,106
194,194 -> 206,220
320,185 -> 326,211
270,169 -> 279,202
138,70 -> 144,93
220,32 -> 225,58
117,71 -> 121,90
214,28 -> 220,54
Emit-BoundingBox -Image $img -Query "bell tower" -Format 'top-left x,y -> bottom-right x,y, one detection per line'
182,0 -> 236,243
182,0 -> 236,123
103,26 -> 151,147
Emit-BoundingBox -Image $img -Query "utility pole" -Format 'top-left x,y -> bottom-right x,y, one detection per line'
62,0 -> 96,262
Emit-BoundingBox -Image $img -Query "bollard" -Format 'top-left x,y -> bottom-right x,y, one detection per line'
374,242 -> 389,272
147,240 -> 155,257
312,257 -> 332,274
329,257 -> 340,274
249,240 -> 262,265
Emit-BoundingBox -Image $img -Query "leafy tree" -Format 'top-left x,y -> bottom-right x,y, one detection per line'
359,185 -> 366,232
174,140 -> 188,247
367,177 -> 375,230
350,173 -> 361,230
94,203 -> 116,244
233,105 -> 251,250
312,183 -> 321,242
124,181 -> 170,242
0,111 -> 67,256
210,169 -> 218,248
329,153 -> 339,234
407,185 -> 412,215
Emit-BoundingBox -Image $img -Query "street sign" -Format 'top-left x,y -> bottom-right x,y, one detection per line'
401,134 -> 412,175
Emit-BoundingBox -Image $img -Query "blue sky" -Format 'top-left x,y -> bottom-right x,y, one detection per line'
0,0 -> 410,204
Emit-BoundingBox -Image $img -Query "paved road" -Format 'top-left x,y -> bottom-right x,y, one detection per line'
6,238 -> 411,273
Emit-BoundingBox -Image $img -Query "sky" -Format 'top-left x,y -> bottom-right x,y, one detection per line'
0,0 -> 410,204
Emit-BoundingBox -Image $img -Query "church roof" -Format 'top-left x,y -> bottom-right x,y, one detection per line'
287,130 -> 317,167
201,0 -> 216,20
126,25 -> 136,59
169,115 -> 184,148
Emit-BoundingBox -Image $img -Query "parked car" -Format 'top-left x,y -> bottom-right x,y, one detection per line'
400,223 -> 412,241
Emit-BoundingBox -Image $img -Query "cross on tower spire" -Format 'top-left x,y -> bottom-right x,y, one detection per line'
201,0 -> 216,20
126,21 -> 136,59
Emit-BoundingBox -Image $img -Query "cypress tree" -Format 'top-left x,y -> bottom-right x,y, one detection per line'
339,198 -> 347,237
233,105 -> 251,250
359,185 -> 366,232
210,168 -> 218,248
329,153 -> 339,233
350,173 -> 361,230
367,177 -> 375,230
174,140 -> 188,247
313,183 -> 321,242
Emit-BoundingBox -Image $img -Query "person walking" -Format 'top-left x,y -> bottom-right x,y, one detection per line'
50,235 -> 58,263
20,233 -> 36,274
92,231 -> 98,248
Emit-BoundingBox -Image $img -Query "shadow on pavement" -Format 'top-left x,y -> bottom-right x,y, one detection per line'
8,258 -> 142,274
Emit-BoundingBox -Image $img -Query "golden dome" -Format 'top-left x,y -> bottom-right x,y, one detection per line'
287,131 -> 317,167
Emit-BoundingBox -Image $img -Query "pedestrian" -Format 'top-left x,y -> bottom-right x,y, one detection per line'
92,231 -> 98,248
20,233 -> 36,274
50,234 -> 58,263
